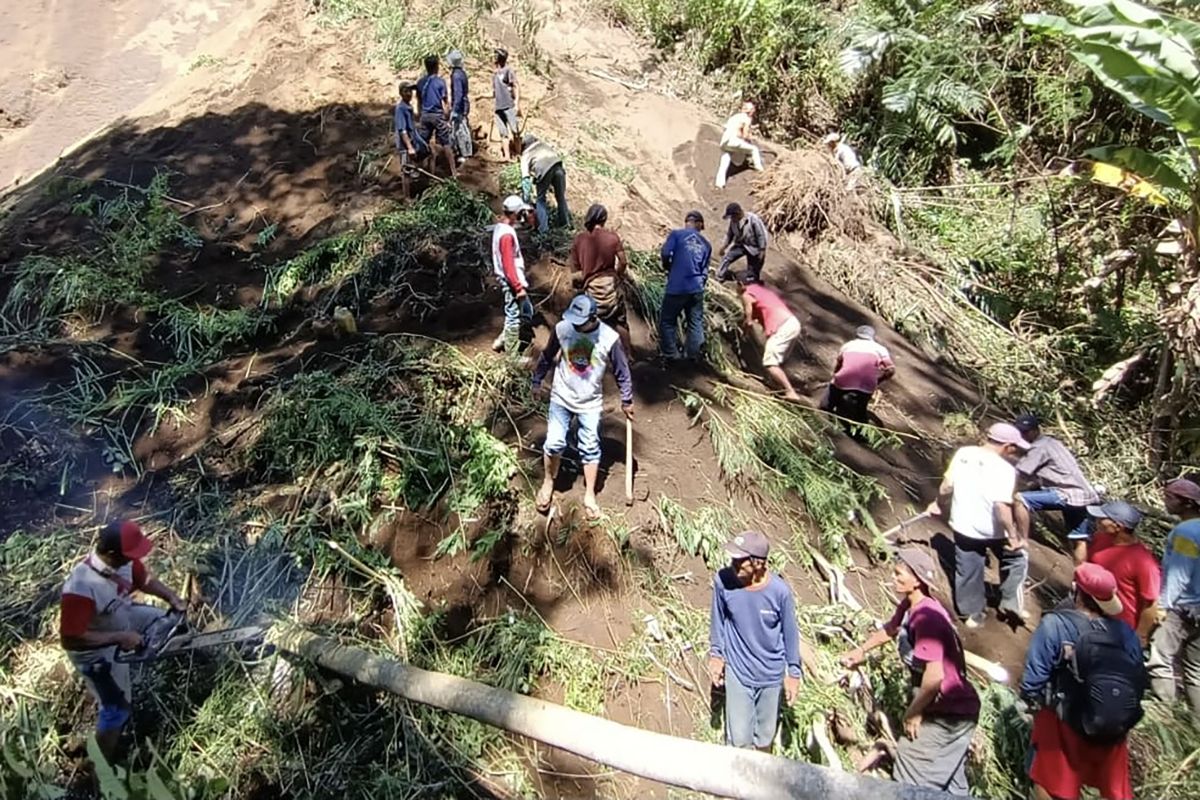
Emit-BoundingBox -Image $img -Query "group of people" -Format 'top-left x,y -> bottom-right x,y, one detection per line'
393,48 -> 573,236
708,466 -> 1200,800
714,100 -> 861,189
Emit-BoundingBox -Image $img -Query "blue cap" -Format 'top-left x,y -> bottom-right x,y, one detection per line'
1087,500 -> 1143,530
563,294 -> 597,325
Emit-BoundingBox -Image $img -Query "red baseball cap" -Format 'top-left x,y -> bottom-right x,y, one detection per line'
1165,478 -> 1200,504
99,520 -> 153,560
1073,562 -> 1123,618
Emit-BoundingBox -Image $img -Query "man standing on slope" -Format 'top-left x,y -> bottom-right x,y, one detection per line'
492,48 -> 520,161
446,49 -> 473,162
660,210 -> 713,363
491,195 -> 535,355
736,273 -> 802,401
1150,478 -> 1200,725
531,294 -> 634,520
715,101 -> 765,189
708,530 -> 801,751
1087,500 -> 1160,646
60,521 -> 187,761
394,82 -> 429,199
1012,413 -> 1099,565
570,204 -> 630,357
840,548 -> 979,796
414,54 -> 458,180
821,325 -> 895,427
520,134 -> 569,233
929,422 -> 1030,628
716,203 -> 769,283
1020,563 -> 1145,800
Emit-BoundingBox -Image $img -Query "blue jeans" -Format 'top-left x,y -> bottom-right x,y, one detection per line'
544,400 -> 601,464
660,291 -> 705,359
535,163 -> 569,233
723,667 -> 782,749
502,284 -> 534,353
1018,489 -> 1092,540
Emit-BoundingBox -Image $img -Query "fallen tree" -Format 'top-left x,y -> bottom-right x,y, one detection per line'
274,627 -> 965,800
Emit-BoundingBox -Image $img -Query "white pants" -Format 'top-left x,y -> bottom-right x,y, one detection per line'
716,137 -> 764,187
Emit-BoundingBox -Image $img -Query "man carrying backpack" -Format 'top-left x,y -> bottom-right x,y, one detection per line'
1019,562 -> 1146,800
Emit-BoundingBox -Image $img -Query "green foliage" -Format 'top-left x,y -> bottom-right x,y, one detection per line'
1,175 -> 267,361
264,181 -> 492,306
311,0 -> 490,72
681,386 -> 886,564
657,495 -> 738,568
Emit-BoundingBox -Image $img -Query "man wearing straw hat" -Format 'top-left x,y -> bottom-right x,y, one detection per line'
840,548 -> 979,795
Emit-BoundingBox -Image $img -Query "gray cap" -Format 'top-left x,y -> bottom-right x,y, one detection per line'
1087,500 -> 1143,531
522,133 -> 539,148
725,530 -> 769,560
896,547 -> 939,589
855,325 -> 876,340
447,49 -> 464,67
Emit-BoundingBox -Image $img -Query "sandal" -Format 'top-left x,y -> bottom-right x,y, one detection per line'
582,501 -> 603,522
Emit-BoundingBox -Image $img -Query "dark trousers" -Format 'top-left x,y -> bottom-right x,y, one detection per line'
716,245 -> 765,282
821,385 -> 872,425
535,163 -> 569,232
953,532 -> 1027,619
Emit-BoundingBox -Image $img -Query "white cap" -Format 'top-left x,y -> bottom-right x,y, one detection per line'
502,195 -> 532,214
821,133 -> 842,145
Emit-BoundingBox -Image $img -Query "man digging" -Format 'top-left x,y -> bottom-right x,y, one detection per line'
60,521 -> 187,761
708,530 -> 802,751
929,422 -> 1031,629
716,202 -> 769,283
840,548 -> 979,796
736,272 -> 802,401
532,294 -> 634,521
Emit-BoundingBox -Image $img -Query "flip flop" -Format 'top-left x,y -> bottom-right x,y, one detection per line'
535,486 -> 553,514
583,501 -> 602,522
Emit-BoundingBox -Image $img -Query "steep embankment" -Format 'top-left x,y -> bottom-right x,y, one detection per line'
0,0 -> 1086,797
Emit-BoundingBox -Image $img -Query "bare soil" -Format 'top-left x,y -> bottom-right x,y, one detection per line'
0,0 -> 1081,796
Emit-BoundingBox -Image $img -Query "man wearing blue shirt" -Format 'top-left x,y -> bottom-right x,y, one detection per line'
415,54 -> 457,179
446,50 -> 473,161
708,530 -> 801,751
1150,477 -> 1200,725
659,210 -> 713,362
393,83 -> 428,198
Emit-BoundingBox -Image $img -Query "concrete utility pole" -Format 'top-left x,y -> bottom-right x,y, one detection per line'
274,628 -> 969,800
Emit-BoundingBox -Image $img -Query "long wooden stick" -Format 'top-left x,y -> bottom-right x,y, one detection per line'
625,418 -> 634,506
274,629 -> 961,800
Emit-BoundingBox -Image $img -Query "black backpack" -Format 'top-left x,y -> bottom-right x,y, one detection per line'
1051,609 -> 1147,743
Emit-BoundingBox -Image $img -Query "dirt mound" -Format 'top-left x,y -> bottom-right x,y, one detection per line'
753,150 -> 875,242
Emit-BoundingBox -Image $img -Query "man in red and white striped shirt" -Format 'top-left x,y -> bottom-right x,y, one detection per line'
60,521 -> 185,760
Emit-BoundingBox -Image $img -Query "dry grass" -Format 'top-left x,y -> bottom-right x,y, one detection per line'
753,150 -> 876,242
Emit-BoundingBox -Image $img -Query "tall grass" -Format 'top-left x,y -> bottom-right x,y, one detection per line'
311,0 -> 491,72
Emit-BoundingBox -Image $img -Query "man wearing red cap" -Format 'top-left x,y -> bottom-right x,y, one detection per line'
928,422 -> 1031,628
1150,478 -> 1200,725
1020,563 -> 1146,800
708,531 -> 802,752
60,521 -> 186,760
840,548 -> 979,795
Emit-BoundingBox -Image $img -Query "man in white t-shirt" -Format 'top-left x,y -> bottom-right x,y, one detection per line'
928,422 -> 1031,628
716,101 -> 765,189
821,325 -> 894,427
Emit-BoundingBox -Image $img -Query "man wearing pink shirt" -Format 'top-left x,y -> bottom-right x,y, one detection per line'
822,325 -> 895,426
737,273 -> 801,400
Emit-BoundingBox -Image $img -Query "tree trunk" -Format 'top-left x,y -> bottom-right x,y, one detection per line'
274,628 -> 962,800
